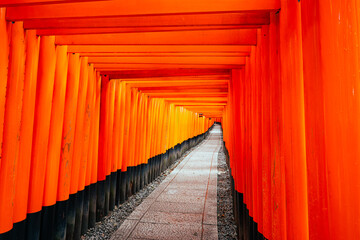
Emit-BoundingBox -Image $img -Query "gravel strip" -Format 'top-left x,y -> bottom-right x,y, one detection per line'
82,137 -> 208,240
217,143 -> 238,240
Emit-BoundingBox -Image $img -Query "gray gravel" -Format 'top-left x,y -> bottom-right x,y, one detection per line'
217,144 -> 238,240
82,139 -> 207,240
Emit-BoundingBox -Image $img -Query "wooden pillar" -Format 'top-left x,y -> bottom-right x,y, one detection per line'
279,0 -> 309,239
269,11 -> 287,240
96,74 -> 109,220
13,30 -> 39,232
318,0 -> 360,238
56,53 -> 81,239
260,25 -> 271,239
0,21 -> 26,235
0,8 -> 9,170
40,45 -> 68,240
300,1 -> 330,239
27,35 -> 56,238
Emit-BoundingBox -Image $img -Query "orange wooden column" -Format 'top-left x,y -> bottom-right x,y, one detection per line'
88,73 -> 101,227
56,53 -> 81,239
76,64 -> 95,235
106,79 -> 115,212
43,45 -> 68,208
92,72 -> 101,184
260,25 -> 271,239
65,55 -> 90,240
151,98 -> 159,157
117,81 -> 126,170
112,80 -> 122,206
112,80 -> 122,173
81,66 -> 97,231
85,70 -> 96,192
317,0 -> 360,238
300,1 -> 330,239
97,75 -> 109,182
13,30 -> 39,231
269,12 -> 286,240
106,80 -> 115,178
0,8 -> 9,170
96,74 -> 109,219
127,88 -> 137,167
0,21 -> 26,235
231,69 -> 242,198
27,35 -> 56,237
249,45 -> 257,224
145,98 -> 155,161
38,44 -> 68,239
279,0 -> 309,239
121,84 -> 131,173
70,57 -> 89,197
134,93 -> 144,167
141,95 -> 149,166
79,64 -> 95,193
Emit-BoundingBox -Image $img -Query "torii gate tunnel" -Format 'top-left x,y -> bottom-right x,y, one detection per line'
0,0 -> 360,240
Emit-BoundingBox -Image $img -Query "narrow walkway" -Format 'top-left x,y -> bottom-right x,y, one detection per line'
110,125 -> 222,240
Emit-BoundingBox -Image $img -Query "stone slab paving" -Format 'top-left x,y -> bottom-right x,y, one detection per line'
110,125 -> 222,240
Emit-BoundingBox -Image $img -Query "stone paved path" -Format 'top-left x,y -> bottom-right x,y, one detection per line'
110,125 -> 222,240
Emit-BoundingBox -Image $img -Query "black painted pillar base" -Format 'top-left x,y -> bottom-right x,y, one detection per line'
54,200 -> 68,240
96,180 -> 105,222
40,204 -> 56,240
11,219 -> 26,240
139,164 -> 145,190
26,210 -> 41,240
88,183 -> 97,228
81,186 -> 90,235
66,193 -> 77,240
74,190 -> 84,240
126,167 -> 134,198
109,172 -> 117,211
0,229 -> 13,240
143,163 -> 149,186
119,171 -> 127,203
115,170 -> 122,206
104,175 -> 111,216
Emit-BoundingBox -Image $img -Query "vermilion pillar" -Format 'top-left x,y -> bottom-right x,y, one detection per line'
43,46 -> 68,208
13,30 -> 39,231
269,12 -> 286,240
300,1 -> 330,239
0,21 -> 25,235
279,0 -> 309,239
56,53 -> 81,239
27,35 -> 56,238
0,8 -> 9,170
40,45 -> 68,239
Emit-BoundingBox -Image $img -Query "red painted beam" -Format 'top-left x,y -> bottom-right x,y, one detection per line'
87,56 -> 247,65
172,102 -> 227,106
145,93 -> 228,98
94,63 -> 244,70
139,86 -> 228,91
141,88 -> 228,93
113,76 -> 230,81
24,12 -> 269,29
0,0 -> 108,7
79,52 -> 249,57
125,80 -> 228,88
103,69 -> 230,79
67,45 -> 251,53
6,0 -> 280,20
55,29 -> 257,45
36,25 -> 260,35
